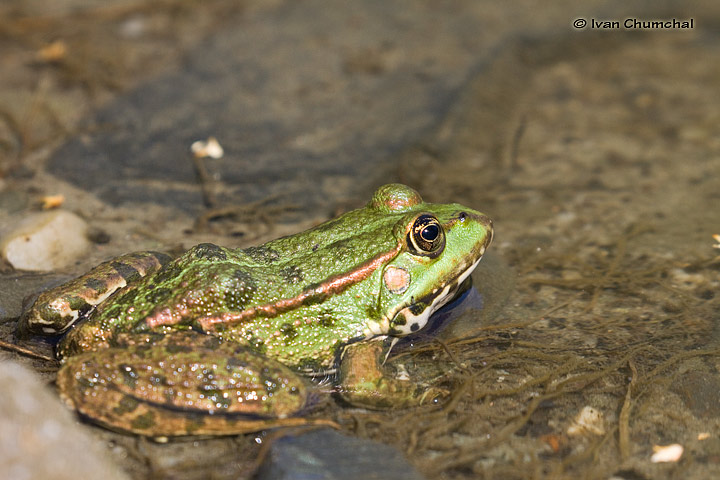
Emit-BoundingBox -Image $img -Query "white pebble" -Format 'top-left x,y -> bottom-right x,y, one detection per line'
1,210 -> 91,271
567,406 -> 605,436
651,444 -> 683,463
191,136 -> 224,159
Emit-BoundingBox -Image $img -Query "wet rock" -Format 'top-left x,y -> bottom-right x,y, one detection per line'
1,211 -> 91,271
255,428 -> 424,480
0,360 -> 129,480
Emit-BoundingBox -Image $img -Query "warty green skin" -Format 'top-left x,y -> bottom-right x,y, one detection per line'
25,184 -> 493,436
59,185 -> 491,372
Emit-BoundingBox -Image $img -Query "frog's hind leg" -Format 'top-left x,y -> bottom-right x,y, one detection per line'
18,251 -> 171,337
56,331 -> 327,437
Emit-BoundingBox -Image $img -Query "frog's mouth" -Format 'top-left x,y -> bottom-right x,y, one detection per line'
398,256 -> 483,336
363,252 -> 486,339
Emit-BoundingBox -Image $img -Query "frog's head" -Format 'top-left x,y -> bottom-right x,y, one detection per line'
363,184 -> 493,338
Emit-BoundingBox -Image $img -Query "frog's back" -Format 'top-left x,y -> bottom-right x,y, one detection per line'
58,219 -> 397,361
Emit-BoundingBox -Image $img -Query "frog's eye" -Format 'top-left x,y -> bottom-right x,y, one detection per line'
407,214 -> 445,257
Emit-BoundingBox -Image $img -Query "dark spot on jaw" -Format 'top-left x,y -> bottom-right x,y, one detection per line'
408,303 -> 425,316
410,323 -> 420,332
391,314 -> 406,326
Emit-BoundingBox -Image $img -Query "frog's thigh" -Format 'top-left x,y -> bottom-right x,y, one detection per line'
57,334 -> 314,437
338,340 -> 442,409
20,251 -> 171,336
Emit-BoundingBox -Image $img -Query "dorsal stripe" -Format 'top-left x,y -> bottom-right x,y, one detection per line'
145,244 -> 400,330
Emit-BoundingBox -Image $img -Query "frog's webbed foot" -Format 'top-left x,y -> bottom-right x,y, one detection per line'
337,339 -> 448,409
57,331 -> 326,437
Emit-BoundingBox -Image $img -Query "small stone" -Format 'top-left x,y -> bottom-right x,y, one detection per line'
0,360 -> 129,480
255,428 -> 424,480
190,136 -> 224,159
651,444 -> 684,463
1,211 -> 91,271
567,406 -> 605,437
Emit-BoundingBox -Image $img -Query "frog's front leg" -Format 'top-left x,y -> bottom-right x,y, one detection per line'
18,251 -> 171,337
57,331 -> 326,437
337,339 -> 446,409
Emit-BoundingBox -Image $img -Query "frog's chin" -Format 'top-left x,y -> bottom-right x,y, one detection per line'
364,256 -> 484,338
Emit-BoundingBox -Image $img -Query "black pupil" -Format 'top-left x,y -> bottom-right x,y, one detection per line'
421,224 -> 439,241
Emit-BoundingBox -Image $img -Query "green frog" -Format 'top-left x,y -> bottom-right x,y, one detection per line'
20,184 -> 493,437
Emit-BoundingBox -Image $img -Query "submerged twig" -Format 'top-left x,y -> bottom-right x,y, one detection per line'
191,154 -> 218,208
618,358 -> 638,460
0,339 -> 55,362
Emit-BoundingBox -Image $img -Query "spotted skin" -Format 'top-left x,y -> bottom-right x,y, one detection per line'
23,184 -> 493,436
